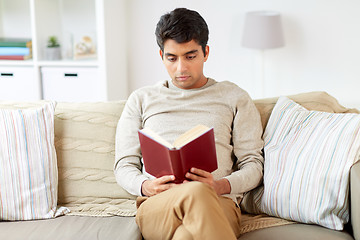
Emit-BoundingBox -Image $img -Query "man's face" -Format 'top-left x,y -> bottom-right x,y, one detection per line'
160,39 -> 209,89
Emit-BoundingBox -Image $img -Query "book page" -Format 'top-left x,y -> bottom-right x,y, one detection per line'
140,128 -> 174,149
173,125 -> 211,148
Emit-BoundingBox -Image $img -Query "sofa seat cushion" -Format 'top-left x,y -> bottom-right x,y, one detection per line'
238,223 -> 353,240
0,216 -> 141,240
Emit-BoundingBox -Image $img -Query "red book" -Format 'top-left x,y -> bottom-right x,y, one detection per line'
0,55 -> 32,60
138,125 -> 218,183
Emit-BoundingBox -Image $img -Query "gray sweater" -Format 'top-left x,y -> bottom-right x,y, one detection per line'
114,78 -> 264,204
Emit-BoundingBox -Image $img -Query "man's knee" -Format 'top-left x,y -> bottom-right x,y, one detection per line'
179,181 -> 217,201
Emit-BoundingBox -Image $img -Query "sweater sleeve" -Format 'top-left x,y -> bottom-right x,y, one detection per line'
224,92 -> 264,195
114,92 -> 149,196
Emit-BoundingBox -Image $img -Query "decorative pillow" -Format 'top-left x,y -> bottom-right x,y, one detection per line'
0,102 -> 67,220
250,96 -> 360,230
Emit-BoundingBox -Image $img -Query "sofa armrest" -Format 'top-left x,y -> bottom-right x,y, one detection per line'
351,161 -> 360,240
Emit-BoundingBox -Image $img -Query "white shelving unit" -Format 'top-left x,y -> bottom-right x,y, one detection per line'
0,0 -> 128,101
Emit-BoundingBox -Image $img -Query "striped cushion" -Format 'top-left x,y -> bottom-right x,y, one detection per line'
0,102 -> 67,220
258,96 -> 360,230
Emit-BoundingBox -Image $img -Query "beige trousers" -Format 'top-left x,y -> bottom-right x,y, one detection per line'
136,181 -> 242,240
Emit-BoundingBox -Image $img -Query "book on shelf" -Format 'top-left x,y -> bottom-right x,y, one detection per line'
0,55 -> 32,60
138,124 -> 218,183
0,47 -> 31,56
0,38 -> 32,48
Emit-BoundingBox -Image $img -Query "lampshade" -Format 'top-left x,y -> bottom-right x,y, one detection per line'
242,11 -> 284,50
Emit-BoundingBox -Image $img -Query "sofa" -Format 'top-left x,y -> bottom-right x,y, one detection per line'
0,91 -> 359,240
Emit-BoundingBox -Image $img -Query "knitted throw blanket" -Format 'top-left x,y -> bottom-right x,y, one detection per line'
239,213 -> 295,235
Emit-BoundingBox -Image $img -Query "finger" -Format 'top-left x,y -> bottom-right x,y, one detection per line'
158,182 -> 176,193
186,172 -> 202,182
157,175 -> 175,184
190,167 -> 210,177
166,183 -> 177,189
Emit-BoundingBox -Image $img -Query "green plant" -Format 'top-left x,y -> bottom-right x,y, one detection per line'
47,36 -> 60,48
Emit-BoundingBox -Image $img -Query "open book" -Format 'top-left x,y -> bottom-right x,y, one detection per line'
138,125 -> 218,183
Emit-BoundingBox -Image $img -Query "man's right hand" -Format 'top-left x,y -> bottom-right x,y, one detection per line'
141,175 -> 176,197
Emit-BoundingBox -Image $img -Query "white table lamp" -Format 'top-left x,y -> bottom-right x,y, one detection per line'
242,11 -> 285,97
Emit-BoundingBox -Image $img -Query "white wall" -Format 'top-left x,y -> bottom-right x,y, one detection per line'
125,0 -> 360,109
0,0 -> 32,38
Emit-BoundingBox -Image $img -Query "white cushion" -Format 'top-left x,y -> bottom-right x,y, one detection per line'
0,102 -> 67,220
258,96 -> 360,230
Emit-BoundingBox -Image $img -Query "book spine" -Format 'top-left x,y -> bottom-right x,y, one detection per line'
0,47 -> 31,56
0,42 -> 31,48
169,150 -> 184,183
0,55 -> 31,60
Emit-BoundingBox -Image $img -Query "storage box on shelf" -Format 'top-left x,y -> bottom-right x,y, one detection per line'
41,67 -> 100,102
0,66 -> 40,100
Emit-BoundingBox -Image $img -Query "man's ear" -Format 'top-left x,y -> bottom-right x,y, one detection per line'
159,49 -> 164,60
204,45 -> 210,62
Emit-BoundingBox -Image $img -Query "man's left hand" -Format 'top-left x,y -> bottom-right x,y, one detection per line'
185,168 -> 231,195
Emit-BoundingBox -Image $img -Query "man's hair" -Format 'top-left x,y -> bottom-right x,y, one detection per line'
155,8 -> 209,56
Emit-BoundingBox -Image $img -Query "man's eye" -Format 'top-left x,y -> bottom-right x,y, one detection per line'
167,57 -> 176,62
187,55 -> 196,60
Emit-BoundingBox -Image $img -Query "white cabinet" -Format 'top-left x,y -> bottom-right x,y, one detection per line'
0,0 -> 128,101
0,67 -> 40,100
42,67 -> 101,102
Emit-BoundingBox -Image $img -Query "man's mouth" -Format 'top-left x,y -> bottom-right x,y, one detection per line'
176,75 -> 190,81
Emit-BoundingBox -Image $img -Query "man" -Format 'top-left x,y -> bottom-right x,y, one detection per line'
114,8 -> 264,240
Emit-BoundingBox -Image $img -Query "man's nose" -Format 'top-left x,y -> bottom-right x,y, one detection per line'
177,58 -> 187,72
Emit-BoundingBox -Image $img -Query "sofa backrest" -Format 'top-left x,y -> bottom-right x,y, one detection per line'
54,101 -> 138,216
254,91 -> 359,131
